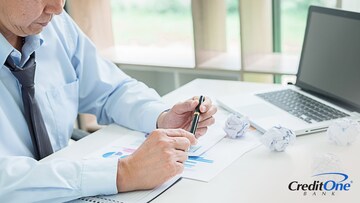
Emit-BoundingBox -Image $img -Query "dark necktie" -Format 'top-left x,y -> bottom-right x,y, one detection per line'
5,52 -> 53,160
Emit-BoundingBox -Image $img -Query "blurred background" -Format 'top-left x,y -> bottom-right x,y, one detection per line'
65,0 -> 360,132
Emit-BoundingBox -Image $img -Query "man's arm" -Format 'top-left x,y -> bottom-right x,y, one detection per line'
0,157 -> 118,202
59,11 -> 167,133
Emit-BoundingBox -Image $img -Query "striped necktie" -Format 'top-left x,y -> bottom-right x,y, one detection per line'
5,52 -> 53,160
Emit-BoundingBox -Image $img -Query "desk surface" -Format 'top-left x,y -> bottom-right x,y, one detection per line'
49,79 -> 359,203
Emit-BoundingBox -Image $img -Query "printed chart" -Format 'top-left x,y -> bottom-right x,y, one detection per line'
87,127 -> 261,182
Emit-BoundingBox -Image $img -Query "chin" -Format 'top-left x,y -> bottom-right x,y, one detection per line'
34,29 -> 43,34
27,24 -> 45,35
27,28 -> 44,36
19,29 -> 42,37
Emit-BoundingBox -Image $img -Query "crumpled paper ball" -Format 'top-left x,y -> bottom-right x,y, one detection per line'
260,126 -> 296,151
327,118 -> 360,146
223,114 -> 250,139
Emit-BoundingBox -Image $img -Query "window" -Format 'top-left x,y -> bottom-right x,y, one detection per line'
194,0 -> 241,70
110,0 -> 195,67
275,0 -> 360,84
68,0 -> 360,84
109,0 -> 241,70
278,0 -> 337,53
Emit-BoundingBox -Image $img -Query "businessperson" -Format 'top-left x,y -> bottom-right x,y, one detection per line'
0,0 -> 217,202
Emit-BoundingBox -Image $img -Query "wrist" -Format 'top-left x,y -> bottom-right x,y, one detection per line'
117,158 -> 134,192
156,109 -> 170,129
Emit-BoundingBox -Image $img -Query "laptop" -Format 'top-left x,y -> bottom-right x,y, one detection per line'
217,6 -> 360,136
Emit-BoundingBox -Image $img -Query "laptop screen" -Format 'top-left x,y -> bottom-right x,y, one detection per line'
296,6 -> 360,112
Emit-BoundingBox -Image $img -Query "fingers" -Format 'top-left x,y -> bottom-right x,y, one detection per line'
171,137 -> 191,151
162,128 -> 197,145
199,96 -> 212,113
173,149 -> 188,163
172,96 -> 216,117
190,96 -> 208,111
194,127 -> 208,138
197,116 -> 215,128
191,96 -> 213,113
163,154 -> 186,178
199,105 -> 217,122
175,162 -> 185,175
172,100 -> 198,114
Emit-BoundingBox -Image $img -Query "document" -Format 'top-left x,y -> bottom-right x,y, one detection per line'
83,110 -> 262,183
72,108 -> 262,203
181,109 -> 262,181
183,128 -> 262,182
189,116 -> 226,156
82,129 -> 223,161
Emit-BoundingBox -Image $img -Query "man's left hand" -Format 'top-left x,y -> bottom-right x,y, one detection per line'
156,96 -> 217,138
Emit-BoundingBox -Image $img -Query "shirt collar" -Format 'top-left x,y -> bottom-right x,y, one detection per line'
0,33 -> 14,68
0,33 -> 44,69
20,34 -> 44,66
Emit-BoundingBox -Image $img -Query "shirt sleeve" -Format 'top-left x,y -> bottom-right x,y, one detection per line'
61,13 -> 168,133
0,156 -> 118,202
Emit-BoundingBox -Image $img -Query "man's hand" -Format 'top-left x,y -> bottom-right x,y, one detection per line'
116,129 -> 196,192
156,96 -> 217,138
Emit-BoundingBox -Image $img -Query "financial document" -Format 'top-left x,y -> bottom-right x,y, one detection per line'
71,109 -> 263,202
189,115 -> 226,156
183,128 -> 262,182
83,111 -> 262,183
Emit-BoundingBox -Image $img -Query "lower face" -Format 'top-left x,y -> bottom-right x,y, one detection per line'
0,0 -> 60,37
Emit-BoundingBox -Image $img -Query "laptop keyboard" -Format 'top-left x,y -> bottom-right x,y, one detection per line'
256,89 -> 349,123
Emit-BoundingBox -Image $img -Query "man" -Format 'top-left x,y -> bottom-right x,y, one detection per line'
0,0 -> 217,202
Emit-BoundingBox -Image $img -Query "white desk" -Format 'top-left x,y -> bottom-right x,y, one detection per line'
47,79 -> 359,203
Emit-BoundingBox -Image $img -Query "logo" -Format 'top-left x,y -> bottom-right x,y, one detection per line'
288,172 -> 353,196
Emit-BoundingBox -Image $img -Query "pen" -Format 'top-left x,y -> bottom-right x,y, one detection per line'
190,95 -> 205,134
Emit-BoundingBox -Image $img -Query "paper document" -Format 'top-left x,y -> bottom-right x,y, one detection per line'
182,109 -> 263,181
82,110 -> 262,183
189,117 -> 226,156
183,128 -> 262,182
84,128 -> 222,159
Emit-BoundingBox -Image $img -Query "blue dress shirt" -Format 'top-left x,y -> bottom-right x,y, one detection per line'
0,11 -> 167,202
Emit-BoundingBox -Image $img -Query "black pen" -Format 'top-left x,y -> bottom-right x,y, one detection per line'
190,95 -> 205,134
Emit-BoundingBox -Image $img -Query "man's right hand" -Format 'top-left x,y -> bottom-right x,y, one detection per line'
116,128 -> 197,192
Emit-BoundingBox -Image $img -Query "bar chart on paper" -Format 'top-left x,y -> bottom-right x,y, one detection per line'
85,123 -> 262,183
96,139 -> 218,179
181,129 -> 263,182
184,156 -> 214,169
85,132 -> 220,182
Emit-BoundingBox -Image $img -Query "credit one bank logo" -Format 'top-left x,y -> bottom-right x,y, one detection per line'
288,172 -> 353,196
